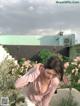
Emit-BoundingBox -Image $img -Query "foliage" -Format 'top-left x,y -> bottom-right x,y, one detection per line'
72,83 -> 80,91
63,56 -> 70,63
0,56 -> 18,91
0,56 -> 30,106
17,59 -> 33,76
18,58 -> 26,66
39,49 -> 54,63
64,56 -> 80,91
30,49 -> 63,64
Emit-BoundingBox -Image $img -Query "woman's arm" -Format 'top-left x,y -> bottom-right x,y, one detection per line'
15,64 -> 42,89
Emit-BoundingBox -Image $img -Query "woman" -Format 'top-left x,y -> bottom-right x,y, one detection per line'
15,56 -> 64,106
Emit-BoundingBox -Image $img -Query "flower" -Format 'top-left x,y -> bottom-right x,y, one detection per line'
71,62 -> 77,65
64,62 -> 69,69
72,69 -> 75,74
78,64 -> 80,68
22,60 -> 32,68
76,56 -> 80,61
78,79 -> 80,84
64,56 -> 80,89
73,56 -> 80,62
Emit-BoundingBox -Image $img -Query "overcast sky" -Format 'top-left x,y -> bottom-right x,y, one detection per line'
0,0 -> 80,40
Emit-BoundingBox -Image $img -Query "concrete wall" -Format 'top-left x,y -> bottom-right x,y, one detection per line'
3,45 -> 65,60
50,88 -> 80,106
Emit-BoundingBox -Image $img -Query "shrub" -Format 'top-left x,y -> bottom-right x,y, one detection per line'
0,56 -> 27,106
64,56 -> 80,91
30,49 -> 63,64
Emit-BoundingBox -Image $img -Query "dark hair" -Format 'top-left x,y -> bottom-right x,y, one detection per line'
30,52 -> 42,63
44,56 -> 64,81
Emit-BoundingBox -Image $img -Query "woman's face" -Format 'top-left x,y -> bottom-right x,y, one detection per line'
44,69 -> 57,79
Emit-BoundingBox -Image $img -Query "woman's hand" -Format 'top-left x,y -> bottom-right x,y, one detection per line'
34,63 -> 44,72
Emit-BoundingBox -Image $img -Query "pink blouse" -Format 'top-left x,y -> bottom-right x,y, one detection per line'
15,67 -> 60,106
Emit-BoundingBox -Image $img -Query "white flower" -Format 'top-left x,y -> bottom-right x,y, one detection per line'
73,58 -> 78,62
12,69 -> 15,74
75,70 -> 78,76
78,64 -> 80,68
75,67 -> 78,71
78,79 -> 80,84
71,62 -> 77,65
14,60 -> 18,65
72,69 -> 75,73
7,55 -> 12,60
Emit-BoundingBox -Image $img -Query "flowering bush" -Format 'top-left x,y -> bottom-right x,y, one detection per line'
0,55 -> 33,106
17,58 -> 33,76
64,56 -> 80,91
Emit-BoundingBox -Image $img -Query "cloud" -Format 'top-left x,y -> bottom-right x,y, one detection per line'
28,0 -> 55,5
0,0 -> 80,35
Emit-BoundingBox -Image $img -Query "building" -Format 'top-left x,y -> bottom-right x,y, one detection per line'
0,34 -> 75,59
0,34 -> 75,46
